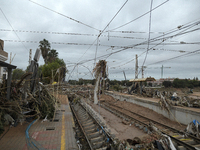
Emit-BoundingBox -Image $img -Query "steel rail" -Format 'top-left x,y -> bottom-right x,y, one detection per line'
104,101 -> 200,142
101,102 -> 198,150
80,102 -> 115,142
70,104 -> 94,150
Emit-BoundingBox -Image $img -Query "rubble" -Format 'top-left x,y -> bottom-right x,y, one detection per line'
0,76 -> 56,136
186,120 -> 200,138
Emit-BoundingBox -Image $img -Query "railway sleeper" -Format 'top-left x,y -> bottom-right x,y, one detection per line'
78,112 -> 89,118
102,102 -> 200,149
83,124 -> 96,131
90,135 -> 105,144
88,131 -> 102,139
82,120 -> 94,127
77,112 -> 88,118
79,116 -> 90,122
85,128 -> 97,134
82,119 -> 95,125
183,139 -> 197,145
173,135 -> 185,139
92,140 -> 106,149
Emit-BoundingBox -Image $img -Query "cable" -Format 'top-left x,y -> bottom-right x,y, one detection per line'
29,0 -> 100,31
109,0 -> 169,31
141,0 -> 153,69
4,39 -> 200,46
0,28 -> 150,39
67,0 -> 129,81
44,18 -> 200,79
0,7 -> 28,51
93,0 -> 128,65
147,48 -> 200,66
94,36 -> 99,67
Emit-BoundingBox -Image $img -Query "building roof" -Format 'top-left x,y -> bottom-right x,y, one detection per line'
129,77 -> 156,82
0,61 -> 17,69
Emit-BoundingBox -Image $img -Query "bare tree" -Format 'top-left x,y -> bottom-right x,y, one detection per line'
93,60 -> 107,104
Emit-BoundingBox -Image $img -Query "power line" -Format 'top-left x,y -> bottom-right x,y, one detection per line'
109,0 -> 169,31
141,0 -> 153,69
75,20 -> 200,72
147,48 -> 200,66
29,0 -> 100,31
76,0 -> 128,68
0,7 -> 28,51
93,0 -> 128,65
0,28 -> 149,39
4,40 -> 200,46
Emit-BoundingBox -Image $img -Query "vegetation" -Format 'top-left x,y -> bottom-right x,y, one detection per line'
39,39 -> 51,64
38,39 -> 67,84
47,49 -> 58,63
172,78 -> 200,88
163,81 -> 172,88
68,78 -> 133,86
12,68 -> 25,80
40,58 -> 67,84
162,78 -> 200,88
112,84 -> 122,92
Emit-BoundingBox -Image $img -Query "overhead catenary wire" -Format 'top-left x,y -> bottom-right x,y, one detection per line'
93,0 -> 128,65
141,0 -> 153,70
109,0 -> 169,31
72,19 -> 200,78
67,0 -> 129,81
3,39 -> 200,46
3,1 -> 198,80
0,7 -> 28,51
147,48 -> 200,66
29,0 -> 100,31
0,28 -> 151,40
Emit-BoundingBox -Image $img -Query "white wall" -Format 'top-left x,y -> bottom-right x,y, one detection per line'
106,91 -> 200,125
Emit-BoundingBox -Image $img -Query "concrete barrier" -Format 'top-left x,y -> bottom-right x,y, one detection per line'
106,91 -> 200,125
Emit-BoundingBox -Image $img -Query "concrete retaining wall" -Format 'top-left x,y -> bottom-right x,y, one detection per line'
106,91 -> 200,125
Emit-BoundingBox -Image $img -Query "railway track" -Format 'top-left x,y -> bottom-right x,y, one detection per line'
70,101 -> 115,150
100,101 -> 200,150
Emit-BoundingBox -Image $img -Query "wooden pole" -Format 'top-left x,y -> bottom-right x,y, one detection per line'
7,68 -> 12,100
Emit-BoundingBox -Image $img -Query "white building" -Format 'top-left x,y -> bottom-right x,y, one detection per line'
0,39 -> 8,83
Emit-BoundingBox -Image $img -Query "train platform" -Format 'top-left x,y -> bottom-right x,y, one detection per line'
0,95 -> 78,150
106,91 -> 200,125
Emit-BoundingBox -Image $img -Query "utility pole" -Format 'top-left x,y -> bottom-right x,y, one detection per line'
29,49 -> 32,65
123,70 -> 126,81
142,66 -> 144,78
10,52 -> 16,64
161,65 -> 163,78
10,52 -> 12,64
135,54 -> 138,79
161,65 -> 171,78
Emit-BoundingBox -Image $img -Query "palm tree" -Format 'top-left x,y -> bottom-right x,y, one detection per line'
39,39 -> 50,64
93,60 -> 107,104
47,49 -> 58,63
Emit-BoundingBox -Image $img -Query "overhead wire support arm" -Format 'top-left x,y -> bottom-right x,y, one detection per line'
140,0 -> 153,75
93,0 -> 128,65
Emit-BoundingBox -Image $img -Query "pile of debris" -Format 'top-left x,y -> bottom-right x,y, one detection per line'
0,76 -> 56,136
153,90 -> 200,108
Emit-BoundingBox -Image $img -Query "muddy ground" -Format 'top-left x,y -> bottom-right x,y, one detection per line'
85,94 -> 187,142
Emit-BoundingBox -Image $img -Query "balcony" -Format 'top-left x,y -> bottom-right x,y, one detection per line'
0,50 -> 8,61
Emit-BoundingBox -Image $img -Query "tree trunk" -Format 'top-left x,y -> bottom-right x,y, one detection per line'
94,75 -> 100,104
102,78 -> 105,95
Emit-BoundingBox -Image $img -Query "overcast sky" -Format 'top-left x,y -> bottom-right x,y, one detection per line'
1,0 -> 200,81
